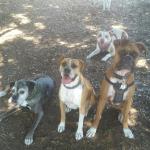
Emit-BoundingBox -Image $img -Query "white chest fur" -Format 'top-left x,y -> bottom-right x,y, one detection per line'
59,78 -> 83,109
107,77 -> 129,102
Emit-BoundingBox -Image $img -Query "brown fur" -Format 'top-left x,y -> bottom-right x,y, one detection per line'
59,58 -> 95,122
91,39 -> 146,129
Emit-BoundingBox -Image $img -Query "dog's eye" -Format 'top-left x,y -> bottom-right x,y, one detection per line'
19,90 -> 25,94
71,63 -> 77,69
61,62 -> 67,67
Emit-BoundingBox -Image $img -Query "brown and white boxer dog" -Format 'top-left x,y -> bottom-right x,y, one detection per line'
86,28 -> 128,61
86,39 -> 146,139
57,57 -> 95,140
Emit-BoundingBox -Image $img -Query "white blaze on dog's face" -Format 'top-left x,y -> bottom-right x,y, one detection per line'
97,31 -> 112,50
59,58 -> 84,84
11,80 -> 29,107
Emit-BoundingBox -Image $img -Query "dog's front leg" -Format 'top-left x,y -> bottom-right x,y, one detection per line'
86,81 -> 108,138
101,45 -> 115,61
75,108 -> 85,141
58,100 -> 66,133
86,43 -> 101,59
101,53 -> 112,61
122,99 -> 134,139
24,107 -> 44,145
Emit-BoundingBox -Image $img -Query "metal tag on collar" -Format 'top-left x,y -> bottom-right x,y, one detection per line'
114,82 -> 122,89
120,78 -> 127,90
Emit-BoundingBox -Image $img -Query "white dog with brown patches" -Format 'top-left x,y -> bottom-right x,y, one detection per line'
57,57 -> 95,140
86,28 -> 128,61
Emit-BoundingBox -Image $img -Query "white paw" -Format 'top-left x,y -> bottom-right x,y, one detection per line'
24,134 -> 33,145
86,127 -> 96,138
58,122 -> 65,133
86,55 -> 91,59
75,130 -> 83,141
101,57 -> 108,61
123,128 -> 134,139
65,106 -> 71,113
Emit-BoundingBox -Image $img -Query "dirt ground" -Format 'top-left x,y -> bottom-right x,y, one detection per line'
0,0 -> 150,149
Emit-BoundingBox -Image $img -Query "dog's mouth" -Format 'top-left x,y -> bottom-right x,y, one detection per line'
61,75 -> 76,84
98,40 -> 110,51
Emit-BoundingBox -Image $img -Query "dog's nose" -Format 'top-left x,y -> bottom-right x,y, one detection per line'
64,68 -> 70,74
12,95 -> 18,101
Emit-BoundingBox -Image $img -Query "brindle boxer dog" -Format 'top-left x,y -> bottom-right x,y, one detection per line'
86,39 -> 146,139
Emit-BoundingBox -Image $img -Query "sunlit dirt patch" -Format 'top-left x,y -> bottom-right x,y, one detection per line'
34,22 -> 46,30
136,58 -> 149,69
0,29 -> 23,44
11,13 -> 31,25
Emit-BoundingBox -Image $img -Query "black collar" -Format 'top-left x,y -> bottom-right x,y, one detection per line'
63,80 -> 81,89
113,72 -> 127,80
105,74 -> 134,91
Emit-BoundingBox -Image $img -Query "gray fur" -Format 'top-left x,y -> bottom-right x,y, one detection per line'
2,75 -> 54,145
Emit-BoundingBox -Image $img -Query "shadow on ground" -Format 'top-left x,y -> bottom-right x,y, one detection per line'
0,0 -> 150,149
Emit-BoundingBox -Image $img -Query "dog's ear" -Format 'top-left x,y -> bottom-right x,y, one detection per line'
136,42 -> 147,54
26,81 -> 35,92
121,31 -> 128,39
78,59 -> 85,71
10,82 -> 15,88
113,39 -> 121,48
109,30 -> 113,37
59,55 -> 65,64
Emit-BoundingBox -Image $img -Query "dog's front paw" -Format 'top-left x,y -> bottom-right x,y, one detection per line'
86,127 -> 96,138
123,128 -> 134,139
101,57 -> 108,62
75,130 -> 83,141
58,122 -> 65,133
86,55 -> 91,60
24,133 -> 33,145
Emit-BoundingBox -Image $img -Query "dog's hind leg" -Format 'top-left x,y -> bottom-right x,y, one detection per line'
121,99 -> 134,139
24,105 -> 44,145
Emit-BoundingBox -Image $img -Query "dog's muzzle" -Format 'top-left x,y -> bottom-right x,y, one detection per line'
117,54 -> 135,72
63,67 -> 71,76
11,94 -> 18,103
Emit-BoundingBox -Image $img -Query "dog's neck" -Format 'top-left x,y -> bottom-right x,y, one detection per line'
27,84 -> 41,102
62,76 -> 81,89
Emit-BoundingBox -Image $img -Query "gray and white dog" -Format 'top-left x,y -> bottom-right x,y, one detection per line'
0,75 -> 54,145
